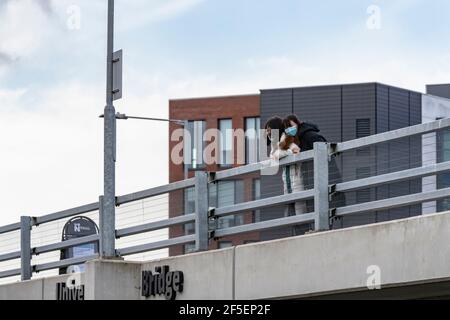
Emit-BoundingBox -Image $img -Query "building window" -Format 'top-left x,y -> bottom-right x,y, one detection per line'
184,187 -> 195,235
209,180 -> 245,229
252,179 -> 261,223
184,243 -> 196,254
184,187 -> 195,215
185,120 -> 205,170
219,119 -> 233,167
245,117 -> 261,164
437,129 -> 450,211
218,241 -> 233,249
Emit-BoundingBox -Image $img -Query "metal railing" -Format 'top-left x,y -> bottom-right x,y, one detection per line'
2,117 -> 450,282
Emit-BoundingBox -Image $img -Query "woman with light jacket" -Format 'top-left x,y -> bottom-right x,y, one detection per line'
265,117 -> 307,216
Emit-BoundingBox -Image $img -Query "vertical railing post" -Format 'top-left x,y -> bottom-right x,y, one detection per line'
20,216 -> 32,281
195,171 -> 209,252
314,142 -> 330,231
99,195 -> 116,258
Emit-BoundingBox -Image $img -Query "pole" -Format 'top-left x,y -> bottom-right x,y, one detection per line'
314,142 -> 330,231
20,216 -> 32,281
184,120 -> 189,180
195,172 -> 209,251
102,0 -> 116,258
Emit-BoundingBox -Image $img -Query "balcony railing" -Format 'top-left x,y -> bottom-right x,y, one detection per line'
2,118 -> 450,282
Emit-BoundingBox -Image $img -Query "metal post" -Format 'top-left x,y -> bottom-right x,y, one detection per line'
184,120 -> 189,180
195,171 -> 209,251
20,216 -> 32,281
98,195 -> 114,257
103,0 -> 116,258
314,142 -> 330,231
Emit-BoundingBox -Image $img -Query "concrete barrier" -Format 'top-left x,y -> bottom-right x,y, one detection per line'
0,278 -> 43,300
235,212 -> 450,299
84,259 -> 141,300
140,248 -> 234,300
44,274 -> 85,300
0,273 -> 84,300
2,212 -> 450,300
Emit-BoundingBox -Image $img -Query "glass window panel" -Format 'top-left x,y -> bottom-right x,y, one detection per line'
184,187 -> 195,235
184,243 -> 196,254
218,181 -> 235,229
253,179 -> 261,223
184,187 -> 195,214
184,120 -> 205,170
218,241 -> 233,249
219,119 -> 233,167
246,117 -> 260,164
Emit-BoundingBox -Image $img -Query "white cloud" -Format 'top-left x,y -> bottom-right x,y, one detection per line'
1,0 -> 450,229
116,0 -> 206,30
0,0 -> 210,226
0,88 -> 27,109
0,83 -> 102,223
0,0 -> 57,61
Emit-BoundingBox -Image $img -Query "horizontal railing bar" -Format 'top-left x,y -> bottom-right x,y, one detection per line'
213,190 -> 315,218
0,223 -> 21,235
117,235 -> 195,256
34,254 -> 99,273
0,251 -> 21,263
35,202 -> 100,225
33,235 -> 99,255
214,213 -> 317,238
335,161 -> 450,193
336,118 -> 450,153
336,187 -> 450,217
116,178 -> 196,205
0,269 -> 21,279
116,214 -> 196,238
214,151 -> 315,181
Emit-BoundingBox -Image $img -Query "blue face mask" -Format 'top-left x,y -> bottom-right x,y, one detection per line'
285,126 -> 298,137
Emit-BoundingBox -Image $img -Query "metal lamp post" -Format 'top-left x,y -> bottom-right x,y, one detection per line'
100,1 -> 189,257
101,0 -> 117,258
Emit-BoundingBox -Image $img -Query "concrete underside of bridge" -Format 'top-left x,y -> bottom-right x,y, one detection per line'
303,280 -> 450,300
1,211 -> 450,300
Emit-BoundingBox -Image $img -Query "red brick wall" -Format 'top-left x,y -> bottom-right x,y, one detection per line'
168,94 -> 261,256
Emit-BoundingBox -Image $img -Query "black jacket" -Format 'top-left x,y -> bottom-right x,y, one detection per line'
296,122 -> 342,186
297,122 -> 346,227
297,122 -> 327,151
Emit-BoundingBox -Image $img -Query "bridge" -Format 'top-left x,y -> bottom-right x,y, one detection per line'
2,118 -> 450,299
1,211 -> 450,300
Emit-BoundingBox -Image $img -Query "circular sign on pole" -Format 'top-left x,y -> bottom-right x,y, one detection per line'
59,216 -> 99,274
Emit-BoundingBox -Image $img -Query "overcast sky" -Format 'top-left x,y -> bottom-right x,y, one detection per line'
1,0 -> 450,225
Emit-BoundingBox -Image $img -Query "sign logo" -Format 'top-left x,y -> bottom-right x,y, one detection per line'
74,223 -> 81,233
141,266 -> 184,300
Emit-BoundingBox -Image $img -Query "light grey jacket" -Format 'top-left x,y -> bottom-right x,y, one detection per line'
270,135 -> 304,195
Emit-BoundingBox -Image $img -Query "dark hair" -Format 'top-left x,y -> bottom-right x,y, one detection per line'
264,116 -> 284,145
280,117 -> 301,150
285,114 -> 302,128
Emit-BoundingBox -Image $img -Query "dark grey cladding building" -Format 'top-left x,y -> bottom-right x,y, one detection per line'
427,84 -> 450,99
259,82 -> 450,241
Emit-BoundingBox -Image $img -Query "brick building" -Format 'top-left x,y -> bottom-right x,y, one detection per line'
168,82 -> 450,256
168,94 -> 261,256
